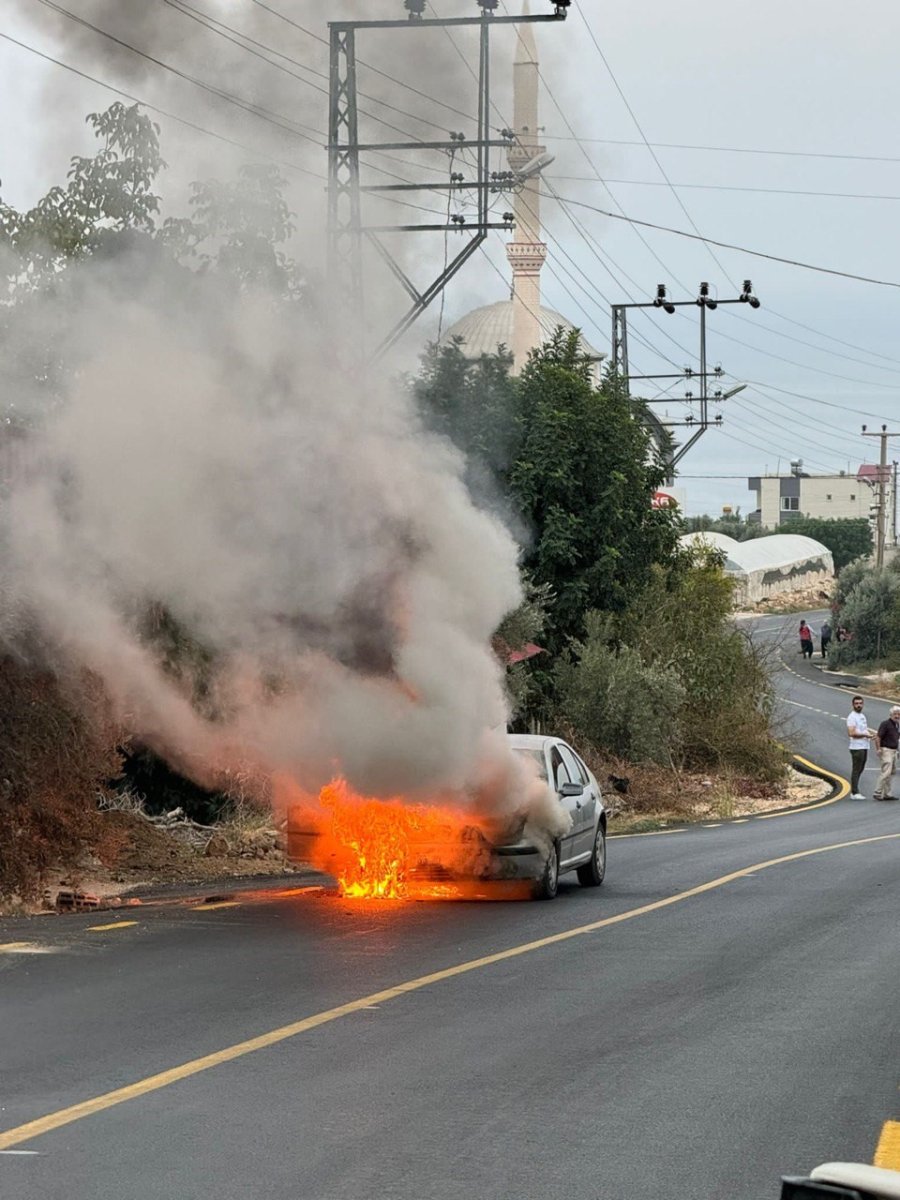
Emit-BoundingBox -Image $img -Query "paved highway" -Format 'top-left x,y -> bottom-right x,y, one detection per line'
1,609 -> 898,1200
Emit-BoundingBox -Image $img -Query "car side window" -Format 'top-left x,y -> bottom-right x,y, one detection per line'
572,752 -> 591,786
558,745 -> 585,789
549,747 -> 570,791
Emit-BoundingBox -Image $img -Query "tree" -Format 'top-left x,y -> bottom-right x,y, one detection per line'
1,103 -> 163,289
682,509 -> 768,541
783,516 -> 873,572
510,332 -> 679,653
410,338 -> 520,481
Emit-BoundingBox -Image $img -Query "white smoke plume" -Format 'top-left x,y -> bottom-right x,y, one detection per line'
2,243 -> 532,810
0,0 -> 571,847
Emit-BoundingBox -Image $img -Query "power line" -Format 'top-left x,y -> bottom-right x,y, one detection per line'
552,176 -> 900,204
542,134 -> 900,166
575,6 -> 736,287
246,0 -> 479,127
32,0 -> 325,142
0,29 -> 325,179
159,0 -> 458,142
544,191 -> 900,290
0,31 -> 454,222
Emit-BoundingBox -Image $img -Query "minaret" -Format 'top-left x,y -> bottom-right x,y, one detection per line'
505,2 -> 548,373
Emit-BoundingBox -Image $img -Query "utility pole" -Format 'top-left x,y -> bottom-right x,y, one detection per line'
327,1 -> 570,363
611,281 -> 761,476
861,424 -> 900,567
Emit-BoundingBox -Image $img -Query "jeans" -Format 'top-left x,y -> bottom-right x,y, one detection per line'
850,748 -> 868,793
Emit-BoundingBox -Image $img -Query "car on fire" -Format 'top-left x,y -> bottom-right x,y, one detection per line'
284,733 -> 606,901
503,733 -> 606,900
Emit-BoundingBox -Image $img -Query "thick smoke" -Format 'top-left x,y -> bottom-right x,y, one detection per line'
1,1 -> 568,841
2,245 -> 537,811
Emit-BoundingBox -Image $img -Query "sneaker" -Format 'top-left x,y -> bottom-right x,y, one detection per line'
876,795 -> 898,801
850,792 -> 866,800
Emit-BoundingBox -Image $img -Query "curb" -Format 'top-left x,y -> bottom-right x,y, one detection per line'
789,754 -> 850,806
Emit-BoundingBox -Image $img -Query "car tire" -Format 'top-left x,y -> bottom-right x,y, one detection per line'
577,822 -> 606,888
532,840 -> 560,900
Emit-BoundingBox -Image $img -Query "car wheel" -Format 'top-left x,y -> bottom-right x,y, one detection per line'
532,840 -> 560,900
577,822 -> 606,888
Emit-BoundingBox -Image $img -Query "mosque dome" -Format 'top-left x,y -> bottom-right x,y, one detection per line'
441,300 -> 603,365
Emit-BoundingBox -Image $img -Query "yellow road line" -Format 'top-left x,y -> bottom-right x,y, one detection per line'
875,1121 -> 900,1170
0,943 -> 36,953
192,901 -> 240,911
1,831 -> 899,1152
87,921 -> 138,932
756,756 -> 849,819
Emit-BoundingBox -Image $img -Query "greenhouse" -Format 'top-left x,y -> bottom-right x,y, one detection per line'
679,531 -> 834,606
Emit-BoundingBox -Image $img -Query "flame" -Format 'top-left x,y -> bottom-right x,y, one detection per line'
286,778 -> 522,900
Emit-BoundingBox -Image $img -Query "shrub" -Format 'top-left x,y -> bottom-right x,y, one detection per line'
0,641 -> 122,903
553,613 -> 685,765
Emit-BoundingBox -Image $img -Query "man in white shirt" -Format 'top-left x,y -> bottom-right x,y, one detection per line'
847,695 -> 876,799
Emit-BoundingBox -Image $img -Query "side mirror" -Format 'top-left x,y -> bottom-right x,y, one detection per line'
559,781 -> 582,798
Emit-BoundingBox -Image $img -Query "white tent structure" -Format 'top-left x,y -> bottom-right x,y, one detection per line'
679,532 -> 834,606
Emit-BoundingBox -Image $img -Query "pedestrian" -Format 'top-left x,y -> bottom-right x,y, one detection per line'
873,705 -> 900,801
820,620 -> 832,658
799,620 -> 814,659
847,695 -> 876,799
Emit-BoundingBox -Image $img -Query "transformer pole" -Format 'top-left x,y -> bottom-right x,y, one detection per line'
861,424 -> 900,568
326,5 -> 569,364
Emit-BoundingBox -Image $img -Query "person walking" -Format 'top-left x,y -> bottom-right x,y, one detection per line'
820,620 -> 832,658
799,620 -> 814,659
873,705 -> 900,801
847,695 -> 876,799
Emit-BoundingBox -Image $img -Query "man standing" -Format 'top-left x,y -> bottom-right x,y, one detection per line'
873,705 -> 900,801
799,620 -> 814,659
820,620 -> 832,658
847,695 -> 875,799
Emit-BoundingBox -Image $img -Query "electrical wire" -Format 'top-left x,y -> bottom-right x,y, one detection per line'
245,0 -> 479,126
31,0 -> 324,143
0,30 -> 324,180
541,134 -> 900,166
159,0 -> 461,142
543,191 -> 900,290
551,176 -> 900,205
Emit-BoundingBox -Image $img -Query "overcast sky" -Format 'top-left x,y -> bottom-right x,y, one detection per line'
3,0 -> 900,516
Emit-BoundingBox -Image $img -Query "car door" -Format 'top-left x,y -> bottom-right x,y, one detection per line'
548,743 -> 581,866
558,743 -> 593,857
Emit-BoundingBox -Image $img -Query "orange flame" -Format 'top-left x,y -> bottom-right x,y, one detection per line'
285,778 -> 520,900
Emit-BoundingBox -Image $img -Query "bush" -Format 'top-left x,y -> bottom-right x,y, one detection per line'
553,613 -> 685,765
0,642 -> 122,903
829,568 -> 900,666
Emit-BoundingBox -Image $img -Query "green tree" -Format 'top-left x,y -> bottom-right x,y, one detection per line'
1,103 -> 163,288
510,332 -> 679,653
410,339 -> 520,479
682,509 -> 768,541
784,516 -> 873,572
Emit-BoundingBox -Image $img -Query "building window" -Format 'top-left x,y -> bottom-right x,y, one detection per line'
781,496 -> 799,511
826,493 -> 832,500
850,493 -> 856,501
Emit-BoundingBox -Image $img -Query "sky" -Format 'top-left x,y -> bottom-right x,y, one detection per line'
3,0 -> 900,517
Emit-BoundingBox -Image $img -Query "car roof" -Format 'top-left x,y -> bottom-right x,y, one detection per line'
507,733 -> 558,752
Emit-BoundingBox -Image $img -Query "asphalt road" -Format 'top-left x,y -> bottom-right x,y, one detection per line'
1,609 -> 899,1200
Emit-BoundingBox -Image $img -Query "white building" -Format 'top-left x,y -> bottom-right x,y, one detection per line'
748,463 -> 895,535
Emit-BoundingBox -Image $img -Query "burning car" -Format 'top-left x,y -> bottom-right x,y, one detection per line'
283,734 -> 606,901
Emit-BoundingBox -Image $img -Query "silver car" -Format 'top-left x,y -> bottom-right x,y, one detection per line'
498,734 -> 607,900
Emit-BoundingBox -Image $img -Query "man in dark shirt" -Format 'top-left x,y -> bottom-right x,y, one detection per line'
873,705 -> 900,801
